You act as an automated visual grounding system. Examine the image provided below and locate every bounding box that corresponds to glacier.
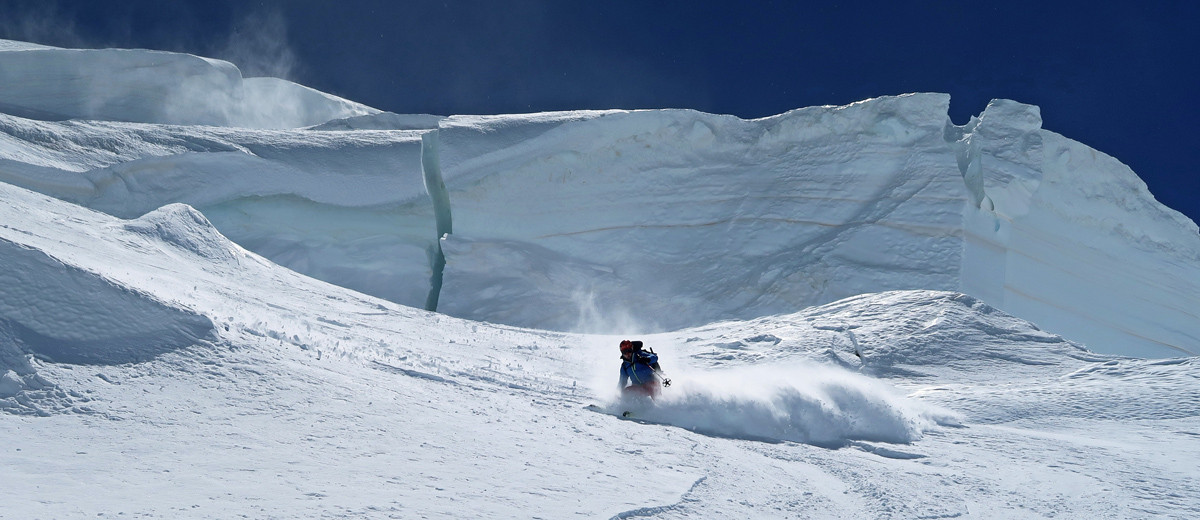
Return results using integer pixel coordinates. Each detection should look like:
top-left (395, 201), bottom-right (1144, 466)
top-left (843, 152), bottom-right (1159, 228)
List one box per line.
top-left (1, 39), bottom-right (1199, 518)
top-left (2, 40), bottom-right (1197, 357)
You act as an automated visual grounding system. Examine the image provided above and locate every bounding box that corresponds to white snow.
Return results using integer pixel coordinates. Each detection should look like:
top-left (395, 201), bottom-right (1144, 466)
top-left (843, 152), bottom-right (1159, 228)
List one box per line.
top-left (1, 38), bottom-right (1198, 518)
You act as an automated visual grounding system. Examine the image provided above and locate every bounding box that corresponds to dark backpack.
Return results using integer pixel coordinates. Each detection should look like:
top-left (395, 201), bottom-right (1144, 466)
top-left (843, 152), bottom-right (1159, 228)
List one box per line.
top-left (630, 341), bottom-right (658, 366)
top-left (628, 341), bottom-right (670, 387)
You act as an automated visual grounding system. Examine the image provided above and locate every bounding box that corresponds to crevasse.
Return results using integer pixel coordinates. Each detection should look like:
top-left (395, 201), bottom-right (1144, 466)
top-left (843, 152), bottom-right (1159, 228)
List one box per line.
top-left (420, 130), bottom-right (453, 311)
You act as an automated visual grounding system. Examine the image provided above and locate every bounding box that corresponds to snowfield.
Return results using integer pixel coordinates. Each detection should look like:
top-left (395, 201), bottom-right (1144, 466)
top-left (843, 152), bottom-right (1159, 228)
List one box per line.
top-left (1, 39), bottom-right (1199, 518)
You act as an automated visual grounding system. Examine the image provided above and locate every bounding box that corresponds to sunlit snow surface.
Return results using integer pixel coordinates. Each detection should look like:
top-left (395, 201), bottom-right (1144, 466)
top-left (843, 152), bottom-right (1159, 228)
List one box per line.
top-left (1, 40), bottom-right (1199, 518)
top-left (0, 182), bottom-right (1196, 517)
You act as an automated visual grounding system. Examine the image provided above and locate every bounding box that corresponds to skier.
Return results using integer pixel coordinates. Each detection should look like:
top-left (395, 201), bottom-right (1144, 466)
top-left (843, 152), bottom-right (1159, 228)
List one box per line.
top-left (618, 339), bottom-right (670, 399)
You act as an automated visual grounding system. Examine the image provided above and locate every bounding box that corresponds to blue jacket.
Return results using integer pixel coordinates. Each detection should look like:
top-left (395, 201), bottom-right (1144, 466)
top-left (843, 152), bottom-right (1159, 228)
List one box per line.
top-left (619, 350), bottom-right (659, 387)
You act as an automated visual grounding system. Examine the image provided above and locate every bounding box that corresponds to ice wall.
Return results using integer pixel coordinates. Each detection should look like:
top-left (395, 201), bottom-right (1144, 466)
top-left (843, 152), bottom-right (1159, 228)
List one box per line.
top-left (432, 96), bottom-right (967, 332)
top-left (0, 114), bottom-right (437, 307)
top-left (955, 101), bottom-right (1200, 357)
top-left (424, 95), bottom-right (1199, 356)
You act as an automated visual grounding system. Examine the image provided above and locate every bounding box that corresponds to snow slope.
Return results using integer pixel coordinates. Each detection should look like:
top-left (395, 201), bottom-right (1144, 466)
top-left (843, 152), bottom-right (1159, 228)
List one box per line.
top-left (1, 40), bottom-right (1195, 358)
top-left (1, 178), bottom-right (1198, 518)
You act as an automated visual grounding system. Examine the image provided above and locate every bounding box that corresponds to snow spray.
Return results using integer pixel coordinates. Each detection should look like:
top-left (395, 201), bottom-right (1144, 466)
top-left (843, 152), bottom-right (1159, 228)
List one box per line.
top-left (619, 363), bottom-right (959, 446)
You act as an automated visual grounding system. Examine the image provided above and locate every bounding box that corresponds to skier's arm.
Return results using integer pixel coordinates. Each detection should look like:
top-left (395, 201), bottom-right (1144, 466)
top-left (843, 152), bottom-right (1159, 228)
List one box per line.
top-left (618, 366), bottom-right (628, 388)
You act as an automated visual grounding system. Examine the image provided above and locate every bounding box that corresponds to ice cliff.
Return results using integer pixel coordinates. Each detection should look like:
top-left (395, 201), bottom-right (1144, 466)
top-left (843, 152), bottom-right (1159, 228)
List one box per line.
top-left (426, 98), bottom-right (1199, 357)
top-left (0, 39), bottom-right (1196, 358)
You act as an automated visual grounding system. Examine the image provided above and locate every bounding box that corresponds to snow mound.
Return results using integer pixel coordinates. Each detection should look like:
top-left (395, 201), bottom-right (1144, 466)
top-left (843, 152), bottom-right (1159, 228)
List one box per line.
top-left (0, 39), bottom-right (377, 128)
top-left (122, 203), bottom-right (242, 261)
top-left (0, 40), bottom-right (54, 51)
top-left (0, 184), bottom-right (219, 411)
top-left (934, 356), bottom-right (1200, 425)
top-left (663, 290), bottom-right (1102, 384)
top-left (0, 237), bottom-right (214, 365)
top-left (239, 77), bottom-right (381, 129)
top-left (805, 291), bottom-right (1096, 372)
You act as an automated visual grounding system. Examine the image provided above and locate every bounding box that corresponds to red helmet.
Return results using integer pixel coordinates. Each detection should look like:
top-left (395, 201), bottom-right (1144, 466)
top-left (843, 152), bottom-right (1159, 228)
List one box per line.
top-left (619, 339), bottom-right (633, 354)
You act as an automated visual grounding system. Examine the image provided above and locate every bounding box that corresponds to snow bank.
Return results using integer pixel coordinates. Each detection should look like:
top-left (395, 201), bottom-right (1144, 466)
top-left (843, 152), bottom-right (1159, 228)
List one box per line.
top-left (0, 185), bottom-right (223, 376)
top-left (665, 290), bottom-right (1102, 383)
top-left (0, 237), bottom-right (214, 365)
top-left (0, 40), bottom-right (377, 128)
top-left (239, 77), bottom-right (381, 129)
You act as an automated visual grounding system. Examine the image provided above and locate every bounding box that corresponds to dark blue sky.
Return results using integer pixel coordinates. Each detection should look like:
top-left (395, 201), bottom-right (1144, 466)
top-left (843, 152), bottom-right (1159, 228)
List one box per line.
top-left (3, 1), bottom-right (1197, 226)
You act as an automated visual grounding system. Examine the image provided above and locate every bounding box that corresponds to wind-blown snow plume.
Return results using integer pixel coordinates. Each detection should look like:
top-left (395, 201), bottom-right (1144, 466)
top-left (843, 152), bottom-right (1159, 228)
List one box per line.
top-left (0, 39), bottom-right (376, 128)
top-left (214, 8), bottom-right (297, 81)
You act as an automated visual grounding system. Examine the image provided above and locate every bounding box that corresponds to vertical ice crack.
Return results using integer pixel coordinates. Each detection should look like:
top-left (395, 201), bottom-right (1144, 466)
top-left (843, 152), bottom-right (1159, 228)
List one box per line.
top-left (946, 119), bottom-right (994, 211)
top-left (421, 130), bottom-right (453, 312)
